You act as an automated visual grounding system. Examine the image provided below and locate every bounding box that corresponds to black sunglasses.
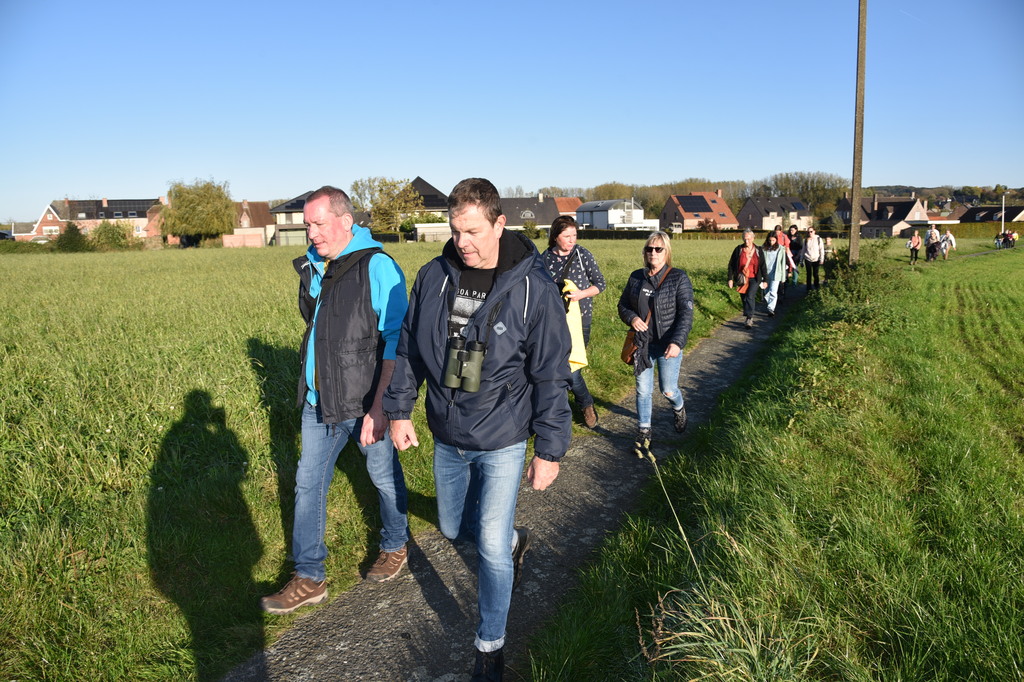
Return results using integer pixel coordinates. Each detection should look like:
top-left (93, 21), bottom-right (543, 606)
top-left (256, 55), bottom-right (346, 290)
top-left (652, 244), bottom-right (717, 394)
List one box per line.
top-left (644, 246), bottom-right (665, 254)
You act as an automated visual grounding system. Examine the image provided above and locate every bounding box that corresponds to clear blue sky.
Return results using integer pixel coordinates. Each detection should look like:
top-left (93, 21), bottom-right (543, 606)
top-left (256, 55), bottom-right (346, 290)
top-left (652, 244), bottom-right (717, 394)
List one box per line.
top-left (1, 0), bottom-right (1021, 221)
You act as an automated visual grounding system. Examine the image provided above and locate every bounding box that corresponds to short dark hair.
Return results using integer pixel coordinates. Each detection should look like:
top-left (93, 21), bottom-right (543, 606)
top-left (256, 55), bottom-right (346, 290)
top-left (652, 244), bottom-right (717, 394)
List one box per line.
top-left (448, 178), bottom-right (503, 224)
top-left (307, 186), bottom-right (354, 218)
top-left (548, 215), bottom-right (578, 249)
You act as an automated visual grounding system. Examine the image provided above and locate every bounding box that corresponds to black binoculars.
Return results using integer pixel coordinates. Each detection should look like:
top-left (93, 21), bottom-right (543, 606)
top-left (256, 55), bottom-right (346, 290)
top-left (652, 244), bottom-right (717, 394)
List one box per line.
top-left (442, 335), bottom-right (486, 392)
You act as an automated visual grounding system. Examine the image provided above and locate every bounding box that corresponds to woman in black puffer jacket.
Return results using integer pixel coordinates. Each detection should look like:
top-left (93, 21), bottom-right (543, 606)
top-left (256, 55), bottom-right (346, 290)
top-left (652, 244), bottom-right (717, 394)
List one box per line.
top-left (618, 231), bottom-right (694, 460)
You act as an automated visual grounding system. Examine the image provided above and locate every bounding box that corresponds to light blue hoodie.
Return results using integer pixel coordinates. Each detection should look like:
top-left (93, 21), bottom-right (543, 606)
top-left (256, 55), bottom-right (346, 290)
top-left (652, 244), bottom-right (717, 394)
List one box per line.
top-left (304, 225), bottom-right (407, 406)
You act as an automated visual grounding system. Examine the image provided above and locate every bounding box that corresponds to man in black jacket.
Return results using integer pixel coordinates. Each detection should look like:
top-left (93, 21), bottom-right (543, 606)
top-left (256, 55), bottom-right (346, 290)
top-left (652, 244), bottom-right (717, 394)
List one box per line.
top-left (385, 178), bottom-right (571, 680)
top-left (261, 186), bottom-right (411, 615)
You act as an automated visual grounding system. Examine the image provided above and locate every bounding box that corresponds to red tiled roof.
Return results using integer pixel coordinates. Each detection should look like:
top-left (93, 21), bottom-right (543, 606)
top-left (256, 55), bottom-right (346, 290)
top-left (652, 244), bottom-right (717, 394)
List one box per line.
top-left (553, 197), bottom-right (582, 213)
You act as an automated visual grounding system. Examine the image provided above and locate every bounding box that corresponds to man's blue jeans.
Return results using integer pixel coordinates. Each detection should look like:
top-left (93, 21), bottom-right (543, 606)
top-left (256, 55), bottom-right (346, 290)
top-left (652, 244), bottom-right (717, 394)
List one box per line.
top-left (635, 345), bottom-right (684, 429)
top-left (292, 402), bottom-right (409, 582)
top-left (433, 439), bottom-right (527, 653)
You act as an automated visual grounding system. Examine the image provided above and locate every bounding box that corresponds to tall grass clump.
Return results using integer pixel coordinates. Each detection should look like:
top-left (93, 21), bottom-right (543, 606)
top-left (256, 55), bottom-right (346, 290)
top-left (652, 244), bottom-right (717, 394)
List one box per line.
top-left (529, 243), bottom-right (1024, 680)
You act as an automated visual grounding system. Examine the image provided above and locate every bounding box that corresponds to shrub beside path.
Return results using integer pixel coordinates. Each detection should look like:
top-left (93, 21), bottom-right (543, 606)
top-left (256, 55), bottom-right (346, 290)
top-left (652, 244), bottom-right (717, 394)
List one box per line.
top-left (223, 286), bottom-right (807, 682)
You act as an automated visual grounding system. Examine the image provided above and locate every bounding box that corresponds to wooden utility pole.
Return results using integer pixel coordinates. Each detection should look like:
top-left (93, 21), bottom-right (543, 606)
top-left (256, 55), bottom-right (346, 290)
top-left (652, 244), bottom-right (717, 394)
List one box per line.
top-left (848, 0), bottom-right (867, 263)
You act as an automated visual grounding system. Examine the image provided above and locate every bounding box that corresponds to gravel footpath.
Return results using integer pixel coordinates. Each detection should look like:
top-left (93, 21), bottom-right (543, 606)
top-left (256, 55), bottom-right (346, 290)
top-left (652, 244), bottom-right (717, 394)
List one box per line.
top-left (223, 285), bottom-right (806, 682)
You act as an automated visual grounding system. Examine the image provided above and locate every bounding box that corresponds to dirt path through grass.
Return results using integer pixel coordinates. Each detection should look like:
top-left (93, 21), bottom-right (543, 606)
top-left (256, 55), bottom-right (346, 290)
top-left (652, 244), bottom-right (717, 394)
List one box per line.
top-left (223, 285), bottom-right (808, 682)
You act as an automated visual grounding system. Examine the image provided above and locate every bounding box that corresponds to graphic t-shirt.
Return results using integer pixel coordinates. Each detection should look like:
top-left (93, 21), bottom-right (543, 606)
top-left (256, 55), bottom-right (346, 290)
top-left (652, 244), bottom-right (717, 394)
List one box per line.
top-left (448, 267), bottom-right (495, 337)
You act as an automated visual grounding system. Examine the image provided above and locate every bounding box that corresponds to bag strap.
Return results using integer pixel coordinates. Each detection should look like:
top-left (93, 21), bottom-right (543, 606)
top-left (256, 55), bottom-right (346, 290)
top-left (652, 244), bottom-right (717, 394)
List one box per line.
top-left (641, 266), bottom-right (671, 324)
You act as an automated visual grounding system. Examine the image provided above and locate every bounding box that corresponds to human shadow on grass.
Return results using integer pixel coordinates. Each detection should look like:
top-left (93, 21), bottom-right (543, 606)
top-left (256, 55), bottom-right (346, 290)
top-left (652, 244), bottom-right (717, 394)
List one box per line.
top-left (147, 390), bottom-right (266, 681)
top-left (246, 339), bottom-right (300, 564)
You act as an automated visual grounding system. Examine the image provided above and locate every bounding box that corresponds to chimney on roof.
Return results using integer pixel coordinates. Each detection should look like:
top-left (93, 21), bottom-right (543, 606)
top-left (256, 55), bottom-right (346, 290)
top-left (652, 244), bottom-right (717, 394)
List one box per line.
top-left (910, 190), bottom-right (915, 199)
top-left (160, 196), bottom-right (168, 205)
top-left (873, 193), bottom-right (878, 212)
top-left (101, 198), bottom-right (108, 208)
top-left (716, 189), bottom-right (722, 198)
top-left (242, 199), bottom-right (249, 209)
top-left (538, 192), bottom-right (544, 202)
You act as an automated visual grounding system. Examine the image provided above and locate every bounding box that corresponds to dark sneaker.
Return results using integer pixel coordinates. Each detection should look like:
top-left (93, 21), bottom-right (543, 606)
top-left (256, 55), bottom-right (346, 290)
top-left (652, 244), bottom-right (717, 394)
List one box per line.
top-left (674, 406), bottom-right (688, 433)
top-left (767, 309), bottom-right (775, 317)
top-left (633, 428), bottom-right (652, 460)
top-left (472, 647), bottom-right (505, 681)
top-left (512, 527), bottom-right (531, 592)
top-left (583, 404), bottom-right (598, 428)
top-left (366, 545), bottom-right (408, 582)
top-left (260, 573), bottom-right (327, 614)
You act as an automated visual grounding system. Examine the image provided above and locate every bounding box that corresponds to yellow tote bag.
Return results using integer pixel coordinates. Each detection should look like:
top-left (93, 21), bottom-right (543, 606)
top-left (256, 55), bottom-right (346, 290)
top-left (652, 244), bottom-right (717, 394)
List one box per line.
top-left (561, 280), bottom-right (588, 372)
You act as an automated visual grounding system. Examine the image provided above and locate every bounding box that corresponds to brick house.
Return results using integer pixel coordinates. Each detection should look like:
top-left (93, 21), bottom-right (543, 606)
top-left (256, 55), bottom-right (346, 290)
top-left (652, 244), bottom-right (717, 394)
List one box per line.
top-left (20, 198), bottom-right (165, 242)
top-left (836, 193), bottom-right (930, 238)
top-left (660, 190), bottom-right (739, 231)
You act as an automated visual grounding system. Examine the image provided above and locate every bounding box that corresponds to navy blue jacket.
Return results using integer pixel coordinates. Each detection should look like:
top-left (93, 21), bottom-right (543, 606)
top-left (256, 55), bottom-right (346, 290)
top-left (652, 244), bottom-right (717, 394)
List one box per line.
top-left (384, 231), bottom-right (572, 461)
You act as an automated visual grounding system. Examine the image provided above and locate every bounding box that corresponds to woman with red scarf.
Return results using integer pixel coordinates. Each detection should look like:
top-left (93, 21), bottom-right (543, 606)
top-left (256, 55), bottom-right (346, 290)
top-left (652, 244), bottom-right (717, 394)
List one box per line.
top-left (727, 229), bottom-right (768, 329)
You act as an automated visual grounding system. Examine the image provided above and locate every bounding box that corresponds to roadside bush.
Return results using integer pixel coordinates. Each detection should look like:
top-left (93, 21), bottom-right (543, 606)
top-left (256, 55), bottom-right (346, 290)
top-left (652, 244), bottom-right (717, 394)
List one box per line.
top-left (0, 240), bottom-right (52, 254)
top-left (90, 220), bottom-right (141, 251)
top-left (522, 220), bottom-right (540, 239)
top-left (399, 212), bottom-right (446, 233)
top-left (816, 237), bottom-right (907, 329)
top-left (55, 222), bottom-right (92, 253)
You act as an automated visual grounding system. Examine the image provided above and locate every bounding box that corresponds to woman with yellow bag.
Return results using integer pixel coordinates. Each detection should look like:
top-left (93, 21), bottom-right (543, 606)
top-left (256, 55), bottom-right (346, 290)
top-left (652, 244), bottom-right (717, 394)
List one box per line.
top-left (542, 216), bottom-right (606, 428)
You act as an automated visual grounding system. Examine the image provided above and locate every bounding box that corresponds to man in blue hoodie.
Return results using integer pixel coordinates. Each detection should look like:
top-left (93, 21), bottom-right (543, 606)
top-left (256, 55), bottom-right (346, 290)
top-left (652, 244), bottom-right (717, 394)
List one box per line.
top-left (385, 178), bottom-right (571, 680)
top-left (261, 186), bottom-right (411, 614)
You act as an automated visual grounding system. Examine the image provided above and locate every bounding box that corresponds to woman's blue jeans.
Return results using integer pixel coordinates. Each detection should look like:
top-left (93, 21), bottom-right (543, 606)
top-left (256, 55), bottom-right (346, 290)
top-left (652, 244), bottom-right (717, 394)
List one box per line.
top-left (292, 403), bottom-right (409, 582)
top-left (635, 345), bottom-right (684, 429)
top-left (433, 439), bottom-right (527, 653)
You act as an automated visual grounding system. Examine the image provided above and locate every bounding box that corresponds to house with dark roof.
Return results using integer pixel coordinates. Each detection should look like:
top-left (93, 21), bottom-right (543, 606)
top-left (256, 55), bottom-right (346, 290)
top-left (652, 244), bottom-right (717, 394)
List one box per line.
top-left (736, 196), bottom-right (813, 231)
top-left (958, 205), bottom-right (1024, 224)
top-left (500, 194), bottom-right (561, 230)
top-left (660, 190), bottom-right (739, 231)
top-left (21, 198), bottom-right (165, 242)
top-left (835, 193), bottom-right (929, 238)
top-left (411, 177), bottom-right (448, 214)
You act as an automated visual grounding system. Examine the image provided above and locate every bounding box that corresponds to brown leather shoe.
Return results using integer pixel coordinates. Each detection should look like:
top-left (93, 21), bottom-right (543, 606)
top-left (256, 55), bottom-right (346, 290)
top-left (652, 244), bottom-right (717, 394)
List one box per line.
top-left (582, 405), bottom-right (598, 428)
top-left (260, 573), bottom-right (327, 614)
top-left (366, 546), bottom-right (408, 582)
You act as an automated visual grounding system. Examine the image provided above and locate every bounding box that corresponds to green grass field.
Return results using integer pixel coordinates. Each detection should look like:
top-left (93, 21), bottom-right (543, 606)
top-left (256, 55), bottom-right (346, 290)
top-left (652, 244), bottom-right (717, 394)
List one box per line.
top-left (0, 236), bottom-right (745, 681)
top-left (528, 240), bottom-right (1024, 680)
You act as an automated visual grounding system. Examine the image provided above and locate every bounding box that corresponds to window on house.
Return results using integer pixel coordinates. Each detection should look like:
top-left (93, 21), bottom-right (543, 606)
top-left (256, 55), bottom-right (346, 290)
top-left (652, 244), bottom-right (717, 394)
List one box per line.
top-left (98, 212), bottom-right (105, 218)
top-left (694, 213), bottom-right (701, 218)
top-left (114, 212), bottom-right (123, 218)
top-left (129, 211), bottom-right (138, 218)
top-left (719, 213), bottom-right (726, 218)
top-left (134, 225), bottom-right (144, 235)
top-left (77, 212), bottom-right (86, 219)
top-left (44, 226), bottom-right (59, 235)
top-left (711, 199), bottom-right (718, 204)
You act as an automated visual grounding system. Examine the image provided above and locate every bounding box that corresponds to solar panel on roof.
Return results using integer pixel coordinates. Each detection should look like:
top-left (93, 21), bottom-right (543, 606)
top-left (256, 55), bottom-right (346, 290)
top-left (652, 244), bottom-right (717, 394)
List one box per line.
top-left (792, 201), bottom-right (806, 210)
top-left (677, 196), bottom-right (711, 213)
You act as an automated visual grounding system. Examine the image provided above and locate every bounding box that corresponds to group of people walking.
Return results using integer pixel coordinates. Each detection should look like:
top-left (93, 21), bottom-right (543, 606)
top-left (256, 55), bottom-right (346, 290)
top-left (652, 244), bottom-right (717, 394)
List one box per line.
top-left (727, 224), bottom-right (834, 328)
top-left (912, 226), bottom-right (957, 264)
top-left (256, 184), bottom-right (831, 680)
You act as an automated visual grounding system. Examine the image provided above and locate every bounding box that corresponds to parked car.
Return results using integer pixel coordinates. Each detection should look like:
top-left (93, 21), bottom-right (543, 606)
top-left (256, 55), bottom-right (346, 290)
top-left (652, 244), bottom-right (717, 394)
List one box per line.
top-left (0, 231), bottom-right (14, 240)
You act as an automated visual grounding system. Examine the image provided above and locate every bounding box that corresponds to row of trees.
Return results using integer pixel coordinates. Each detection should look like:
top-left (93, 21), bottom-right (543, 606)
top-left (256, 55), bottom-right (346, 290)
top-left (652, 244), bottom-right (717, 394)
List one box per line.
top-left (538, 173), bottom-right (849, 222)
top-left (154, 175), bottom-right (1024, 242)
top-left (159, 177), bottom-right (431, 240)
